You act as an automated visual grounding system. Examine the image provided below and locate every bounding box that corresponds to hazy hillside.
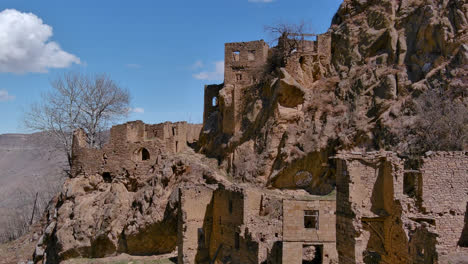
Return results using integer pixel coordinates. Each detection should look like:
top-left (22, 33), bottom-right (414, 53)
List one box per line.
top-left (0, 133), bottom-right (67, 242)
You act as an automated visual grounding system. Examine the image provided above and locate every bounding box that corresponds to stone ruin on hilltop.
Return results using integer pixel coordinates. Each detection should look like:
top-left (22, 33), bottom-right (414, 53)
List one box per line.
top-left (34, 0), bottom-right (468, 263)
top-left (34, 37), bottom-right (468, 264)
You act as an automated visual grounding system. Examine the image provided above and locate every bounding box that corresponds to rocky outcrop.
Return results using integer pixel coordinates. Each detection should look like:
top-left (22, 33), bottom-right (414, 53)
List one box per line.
top-left (198, 0), bottom-right (467, 194)
top-left (33, 122), bottom-right (227, 263)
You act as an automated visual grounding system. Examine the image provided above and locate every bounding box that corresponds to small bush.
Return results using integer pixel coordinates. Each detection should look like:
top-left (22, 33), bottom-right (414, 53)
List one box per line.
top-left (407, 87), bottom-right (468, 153)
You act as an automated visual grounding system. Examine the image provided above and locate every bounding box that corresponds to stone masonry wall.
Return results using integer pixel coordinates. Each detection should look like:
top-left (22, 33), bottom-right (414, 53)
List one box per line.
top-left (178, 186), bottom-right (214, 264)
top-left (336, 151), bottom-right (468, 264)
top-left (419, 152), bottom-right (468, 256)
top-left (71, 121), bottom-right (201, 183)
top-left (283, 199), bottom-right (337, 264)
top-left (224, 40), bottom-right (269, 86)
top-left (209, 186), bottom-right (260, 264)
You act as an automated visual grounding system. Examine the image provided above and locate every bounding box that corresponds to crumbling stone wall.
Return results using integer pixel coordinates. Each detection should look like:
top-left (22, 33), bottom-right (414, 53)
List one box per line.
top-left (218, 40), bottom-right (270, 135)
top-left (283, 199), bottom-right (337, 264)
top-left (203, 84), bottom-right (223, 130)
top-left (282, 32), bottom-right (333, 85)
top-left (71, 121), bottom-right (203, 193)
top-left (201, 32), bottom-right (333, 147)
top-left (335, 151), bottom-right (468, 264)
top-left (73, 121), bottom-right (201, 175)
top-left (178, 186), bottom-right (214, 264)
top-left (208, 186), bottom-right (264, 264)
top-left (419, 152), bottom-right (468, 257)
top-left (145, 121), bottom-right (201, 153)
top-left (178, 185), bottom-right (337, 264)
top-left (34, 120), bottom-right (206, 262)
top-left (224, 40), bottom-right (269, 86)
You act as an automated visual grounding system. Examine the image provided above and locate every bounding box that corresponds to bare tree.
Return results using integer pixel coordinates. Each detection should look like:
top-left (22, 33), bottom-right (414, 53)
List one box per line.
top-left (24, 72), bottom-right (130, 168)
top-left (262, 22), bottom-right (314, 78)
top-left (265, 22), bottom-right (313, 56)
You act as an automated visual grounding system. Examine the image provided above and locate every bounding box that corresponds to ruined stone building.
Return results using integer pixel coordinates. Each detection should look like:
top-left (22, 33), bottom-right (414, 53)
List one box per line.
top-left (72, 120), bottom-right (201, 177)
top-left (178, 185), bottom-right (337, 264)
top-left (72, 120), bottom-right (201, 179)
top-left (204, 40), bottom-right (269, 135)
top-left (69, 120), bottom-right (203, 191)
top-left (203, 33), bottom-right (332, 137)
top-left (335, 151), bottom-right (468, 264)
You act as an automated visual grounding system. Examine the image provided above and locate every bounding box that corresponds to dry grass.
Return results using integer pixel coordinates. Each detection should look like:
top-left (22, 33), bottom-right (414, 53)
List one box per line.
top-left (62, 253), bottom-right (177, 264)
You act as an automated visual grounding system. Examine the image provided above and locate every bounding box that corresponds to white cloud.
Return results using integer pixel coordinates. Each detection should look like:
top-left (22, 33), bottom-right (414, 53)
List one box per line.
top-left (248, 0), bottom-right (274, 2)
top-left (0, 9), bottom-right (80, 73)
top-left (132, 107), bottom-right (145, 114)
top-left (191, 60), bottom-right (204, 69)
top-left (126, 63), bottom-right (142, 69)
top-left (0, 90), bottom-right (15, 102)
top-left (193, 61), bottom-right (224, 81)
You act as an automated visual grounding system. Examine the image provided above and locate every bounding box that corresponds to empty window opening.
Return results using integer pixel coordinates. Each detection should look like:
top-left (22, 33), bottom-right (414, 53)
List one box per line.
top-left (175, 141), bottom-right (179, 153)
top-left (212, 96), bottom-right (218, 107)
top-left (236, 74), bottom-right (242, 81)
top-left (172, 127), bottom-right (176, 136)
top-left (248, 50), bottom-right (256, 61)
top-left (141, 148), bottom-right (150, 160)
top-left (233, 51), bottom-right (240, 61)
top-left (304, 210), bottom-right (319, 229)
top-left (403, 172), bottom-right (421, 198)
top-left (235, 232), bottom-right (240, 250)
top-left (302, 244), bottom-right (323, 264)
top-left (229, 199), bottom-right (233, 214)
top-left (198, 228), bottom-right (205, 248)
top-left (102, 172), bottom-right (112, 183)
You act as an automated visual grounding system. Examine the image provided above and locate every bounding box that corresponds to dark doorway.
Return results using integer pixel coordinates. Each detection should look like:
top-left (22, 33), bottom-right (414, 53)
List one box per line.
top-left (141, 148), bottom-right (150, 160)
top-left (102, 172), bottom-right (112, 183)
top-left (302, 244), bottom-right (323, 264)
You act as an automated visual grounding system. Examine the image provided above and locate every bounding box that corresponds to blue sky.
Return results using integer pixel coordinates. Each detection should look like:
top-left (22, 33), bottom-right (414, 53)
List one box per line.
top-left (0, 0), bottom-right (343, 134)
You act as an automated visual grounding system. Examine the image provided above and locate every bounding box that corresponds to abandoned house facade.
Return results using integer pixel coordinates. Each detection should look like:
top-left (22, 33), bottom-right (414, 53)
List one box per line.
top-left (177, 185), bottom-right (338, 264)
top-left (335, 151), bottom-right (468, 264)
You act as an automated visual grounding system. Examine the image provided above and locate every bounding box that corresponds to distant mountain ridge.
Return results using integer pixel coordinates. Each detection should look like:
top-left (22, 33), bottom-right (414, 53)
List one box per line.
top-left (0, 132), bottom-right (66, 242)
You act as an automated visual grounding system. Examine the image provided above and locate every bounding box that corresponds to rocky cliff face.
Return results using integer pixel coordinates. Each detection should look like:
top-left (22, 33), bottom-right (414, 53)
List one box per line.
top-left (199, 0), bottom-right (467, 194)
